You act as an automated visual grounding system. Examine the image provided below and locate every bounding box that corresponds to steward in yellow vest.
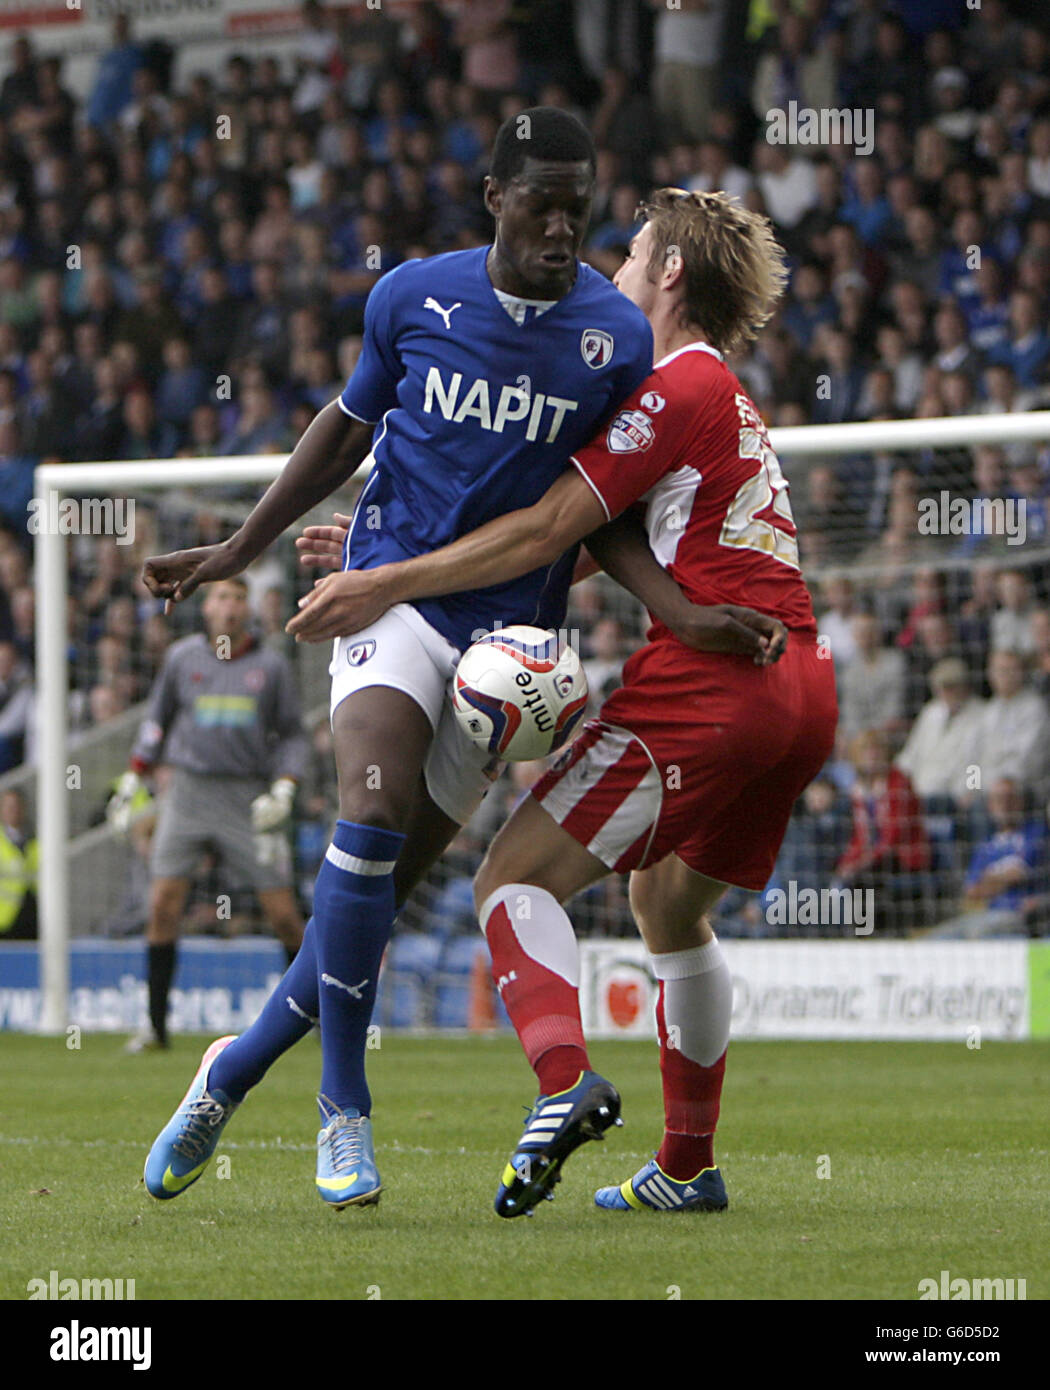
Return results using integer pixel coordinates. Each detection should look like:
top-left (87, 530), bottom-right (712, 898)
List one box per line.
top-left (0, 788), bottom-right (37, 939)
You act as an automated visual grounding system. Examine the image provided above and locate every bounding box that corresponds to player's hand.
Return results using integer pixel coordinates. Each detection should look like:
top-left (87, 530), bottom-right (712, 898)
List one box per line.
top-left (673, 604), bottom-right (789, 665)
top-left (106, 770), bottom-right (142, 834)
top-left (142, 540), bottom-right (246, 612)
top-left (286, 568), bottom-right (393, 642)
top-left (251, 777), bottom-right (296, 832)
top-left (296, 512), bottom-right (353, 571)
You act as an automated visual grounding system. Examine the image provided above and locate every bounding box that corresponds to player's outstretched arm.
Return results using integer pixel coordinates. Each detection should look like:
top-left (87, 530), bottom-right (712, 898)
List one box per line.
top-left (287, 468), bottom-right (600, 640)
top-left (286, 473), bottom-right (786, 665)
top-left (584, 509), bottom-right (788, 666)
top-left (143, 404), bottom-right (375, 605)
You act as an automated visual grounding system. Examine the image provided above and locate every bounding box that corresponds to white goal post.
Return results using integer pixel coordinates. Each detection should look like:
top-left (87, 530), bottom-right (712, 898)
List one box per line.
top-left (32, 411), bottom-right (1050, 1031)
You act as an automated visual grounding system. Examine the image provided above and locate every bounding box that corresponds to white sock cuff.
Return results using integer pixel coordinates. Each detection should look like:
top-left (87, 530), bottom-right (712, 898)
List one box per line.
top-left (477, 882), bottom-right (560, 933)
top-left (649, 936), bottom-right (725, 981)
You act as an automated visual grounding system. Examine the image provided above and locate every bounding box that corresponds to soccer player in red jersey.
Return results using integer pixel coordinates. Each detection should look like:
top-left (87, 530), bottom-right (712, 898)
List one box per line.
top-left (290, 190), bottom-right (839, 1216)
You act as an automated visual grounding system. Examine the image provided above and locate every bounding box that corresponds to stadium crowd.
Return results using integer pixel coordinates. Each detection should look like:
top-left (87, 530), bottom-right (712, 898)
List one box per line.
top-left (1, 0), bottom-right (1049, 940)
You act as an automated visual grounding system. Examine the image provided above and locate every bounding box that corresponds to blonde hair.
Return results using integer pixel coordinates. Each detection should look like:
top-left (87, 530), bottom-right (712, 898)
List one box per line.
top-left (639, 188), bottom-right (788, 356)
top-left (849, 728), bottom-right (890, 765)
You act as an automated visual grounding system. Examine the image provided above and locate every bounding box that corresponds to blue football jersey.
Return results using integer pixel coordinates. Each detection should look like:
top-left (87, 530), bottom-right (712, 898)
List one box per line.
top-left (339, 247), bottom-right (653, 651)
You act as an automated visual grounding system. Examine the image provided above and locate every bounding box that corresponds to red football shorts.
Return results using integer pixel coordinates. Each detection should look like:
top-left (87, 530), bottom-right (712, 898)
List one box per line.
top-left (530, 631), bottom-right (838, 890)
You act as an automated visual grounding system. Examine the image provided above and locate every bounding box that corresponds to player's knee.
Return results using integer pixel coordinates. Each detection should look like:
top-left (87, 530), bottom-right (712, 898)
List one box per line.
top-left (146, 914), bottom-right (178, 944)
top-left (628, 873), bottom-right (659, 936)
top-left (335, 799), bottom-right (406, 836)
top-left (148, 884), bottom-right (183, 937)
top-left (659, 914), bottom-right (711, 952)
top-left (630, 871), bottom-right (712, 951)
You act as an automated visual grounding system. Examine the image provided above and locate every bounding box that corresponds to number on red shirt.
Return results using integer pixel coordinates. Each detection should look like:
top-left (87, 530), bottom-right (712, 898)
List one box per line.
top-left (718, 394), bottom-right (800, 571)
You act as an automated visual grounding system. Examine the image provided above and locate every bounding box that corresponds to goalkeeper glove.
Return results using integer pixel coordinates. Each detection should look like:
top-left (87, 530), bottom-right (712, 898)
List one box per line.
top-left (251, 777), bottom-right (296, 832)
top-left (106, 770), bottom-right (143, 834)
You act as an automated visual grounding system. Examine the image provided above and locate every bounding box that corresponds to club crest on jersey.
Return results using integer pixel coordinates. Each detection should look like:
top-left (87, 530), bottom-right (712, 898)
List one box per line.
top-left (581, 329), bottom-right (613, 368)
top-left (244, 668), bottom-right (265, 691)
top-left (346, 640), bottom-right (376, 667)
top-left (607, 408), bottom-right (655, 453)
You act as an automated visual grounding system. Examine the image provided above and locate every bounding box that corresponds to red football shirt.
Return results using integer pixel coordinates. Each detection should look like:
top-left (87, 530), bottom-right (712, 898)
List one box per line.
top-left (571, 341), bottom-right (817, 634)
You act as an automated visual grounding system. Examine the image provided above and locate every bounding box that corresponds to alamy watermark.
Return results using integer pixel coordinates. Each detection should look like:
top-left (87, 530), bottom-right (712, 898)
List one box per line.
top-left (49, 1321), bottom-right (151, 1371)
top-left (765, 882), bottom-right (874, 935)
top-left (765, 102), bottom-right (874, 157)
top-left (28, 1271), bottom-right (135, 1299)
top-left (918, 1270), bottom-right (1026, 1300)
top-left (467, 621), bottom-right (582, 660)
top-left (767, 884), bottom-right (873, 939)
top-left (917, 492), bottom-right (1026, 546)
top-left (27, 495), bottom-right (135, 545)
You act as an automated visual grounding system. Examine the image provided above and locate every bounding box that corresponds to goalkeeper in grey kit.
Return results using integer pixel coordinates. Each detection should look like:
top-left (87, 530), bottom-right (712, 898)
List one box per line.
top-left (109, 577), bottom-right (308, 1051)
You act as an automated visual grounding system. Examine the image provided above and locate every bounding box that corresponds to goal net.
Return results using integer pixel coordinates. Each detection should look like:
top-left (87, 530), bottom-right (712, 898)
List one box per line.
top-left (21, 409), bottom-right (1050, 1033)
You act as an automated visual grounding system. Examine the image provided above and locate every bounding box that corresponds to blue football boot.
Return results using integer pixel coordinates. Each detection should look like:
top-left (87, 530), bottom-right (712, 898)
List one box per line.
top-left (595, 1156), bottom-right (728, 1212)
top-left (495, 1070), bottom-right (622, 1218)
top-left (315, 1095), bottom-right (381, 1209)
top-left (144, 1036), bottom-right (239, 1200)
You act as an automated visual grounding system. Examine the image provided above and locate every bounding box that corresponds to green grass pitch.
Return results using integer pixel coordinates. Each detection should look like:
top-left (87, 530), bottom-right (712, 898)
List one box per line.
top-left (1, 1034), bottom-right (1046, 1301)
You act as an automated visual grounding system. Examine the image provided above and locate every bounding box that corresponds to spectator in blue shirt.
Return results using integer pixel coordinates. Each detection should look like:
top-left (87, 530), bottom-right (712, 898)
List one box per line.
top-left (588, 183), bottom-right (642, 250)
top-left (0, 420), bottom-right (35, 531)
top-left (365, 79), bottom-right (421, 163)
top-left (220, 379), bottom-right (287, 456)
top-left (781, 261), bottom-right (838, 352)
top-left (811, 325), bottom-right (866, 424)
top-left (586, 183), bottom-right (642, 276)
top-left (86, 15), bottom-right (143, 129)
top-left (965, 259), bottom-right (1010, 356)
top-left (938, 209), bottom-right (988, 308)
top-left (1007, 455), bottom-right (1049, 547)
top-left (840, 160), bottom-right (892, 247)
top-left (988, 290), bottom-right (1050, 388)
top-left (774, 775), bottom-right (855, 898)
top-left (217, 220), bottom-right (254, 302)
top-left (965, 777), bottom-right (1046, 913)
top-left (155, 336), bottom-right (207, 439)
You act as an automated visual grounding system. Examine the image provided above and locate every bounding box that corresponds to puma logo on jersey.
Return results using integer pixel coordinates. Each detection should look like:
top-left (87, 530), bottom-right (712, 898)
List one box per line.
top-left (496, 970), bottom-right (517, 994)
top-left (423, 366), bottom-right (578, 442)
top-left (423, 297), bottom-right (462, 329)
top-left (321, 973), bottom-right (369, 1000)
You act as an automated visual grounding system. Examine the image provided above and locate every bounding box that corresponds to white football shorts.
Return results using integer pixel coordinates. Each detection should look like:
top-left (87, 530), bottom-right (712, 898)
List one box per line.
top-left (329, 602), bottom-right (501, 825)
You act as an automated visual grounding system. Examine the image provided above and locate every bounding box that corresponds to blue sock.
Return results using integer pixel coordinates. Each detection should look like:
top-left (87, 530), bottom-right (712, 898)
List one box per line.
top-left (316, 820), bottom-right (405, 1117)
top-left (208, 918), bottom-right (319, 1103)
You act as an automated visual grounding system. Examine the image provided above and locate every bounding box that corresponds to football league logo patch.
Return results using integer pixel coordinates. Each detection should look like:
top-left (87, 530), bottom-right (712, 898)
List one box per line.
top-left (346, 640), bottom-right (377, 667)
top-left (607, 409), bottom-right (655, 453)
top-left (581, 329), bottom-right (614, 368)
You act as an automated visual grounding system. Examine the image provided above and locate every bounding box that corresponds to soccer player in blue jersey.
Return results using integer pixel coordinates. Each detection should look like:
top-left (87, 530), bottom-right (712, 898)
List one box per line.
top-left (141, 111), bottom-right (780, 1210)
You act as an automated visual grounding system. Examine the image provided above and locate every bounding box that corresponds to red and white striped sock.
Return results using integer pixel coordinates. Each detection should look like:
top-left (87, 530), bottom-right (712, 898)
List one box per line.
top-left (479, 883), bottom-right (590, 1096)
top-left (650, 937), bottom-right (732, 1181)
